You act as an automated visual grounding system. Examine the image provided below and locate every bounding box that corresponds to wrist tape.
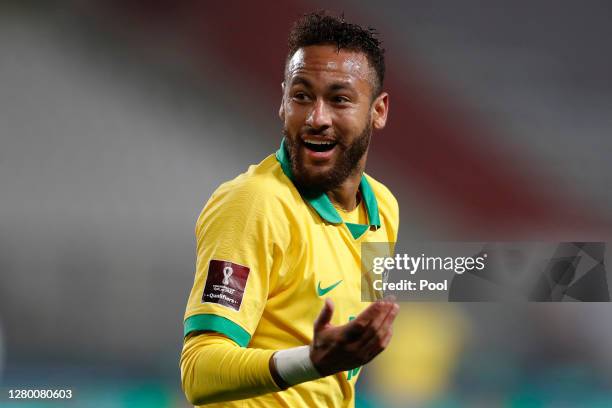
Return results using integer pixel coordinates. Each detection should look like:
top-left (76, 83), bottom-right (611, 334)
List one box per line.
top-left (273, 346), bottom-right (322, 386)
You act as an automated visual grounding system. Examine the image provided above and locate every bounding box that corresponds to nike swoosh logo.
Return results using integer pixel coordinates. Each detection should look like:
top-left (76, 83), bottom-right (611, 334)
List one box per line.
top-left (317, 280), bottom-right (343, 296)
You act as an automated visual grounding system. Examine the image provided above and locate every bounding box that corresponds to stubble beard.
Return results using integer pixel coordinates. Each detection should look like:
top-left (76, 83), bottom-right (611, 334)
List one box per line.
top-left (283, 121), bottom-right (372, 192)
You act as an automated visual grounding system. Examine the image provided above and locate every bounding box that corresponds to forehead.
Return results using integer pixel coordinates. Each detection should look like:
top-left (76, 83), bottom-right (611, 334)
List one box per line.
top-left (286, 45), bottom-right (374, 90)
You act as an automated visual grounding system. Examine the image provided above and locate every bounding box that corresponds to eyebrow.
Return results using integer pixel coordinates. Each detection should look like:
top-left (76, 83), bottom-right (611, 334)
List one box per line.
top-left (289, 77), bottom-right (356, 93)
top-left (289, 76), bottom-right (312, 88)
top-left (329, 82), bottom-right (355, 92)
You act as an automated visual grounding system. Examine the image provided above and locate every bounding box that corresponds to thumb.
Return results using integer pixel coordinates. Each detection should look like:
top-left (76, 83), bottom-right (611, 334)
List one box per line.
top-left (313, 298), bottom-right (334, 332)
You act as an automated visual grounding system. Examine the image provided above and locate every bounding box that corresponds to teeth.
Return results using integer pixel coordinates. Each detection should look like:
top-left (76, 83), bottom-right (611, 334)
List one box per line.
top-left (304, 139), bottom-right (334, 145)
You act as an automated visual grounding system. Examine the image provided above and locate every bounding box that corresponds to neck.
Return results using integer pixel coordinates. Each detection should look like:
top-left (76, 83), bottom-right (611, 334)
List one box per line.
top-left (327, 158), bottom-right (367, 211)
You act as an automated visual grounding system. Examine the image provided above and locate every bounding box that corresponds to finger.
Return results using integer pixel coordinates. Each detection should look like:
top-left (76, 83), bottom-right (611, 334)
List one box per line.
top-left (353, 300), bottom-right (395, 333)
top-left (313, 298), bottom-right (335, 332)
top-left (377, 303), bottom-right (399, 335)
top-left (359, 303), bottom-right (399, 349)
top-left (380, 325), bottom-right (394, 349)
top-left (362, 325), bottom-right (394, 363)
top-left (370, 301), bottom-right (398, 332)
top-left (357, 302), bottom-right (395, 342)
top-left (344, 301), bottom-right (393, 343)
top-left (355, 299), bottom-right (393, 324)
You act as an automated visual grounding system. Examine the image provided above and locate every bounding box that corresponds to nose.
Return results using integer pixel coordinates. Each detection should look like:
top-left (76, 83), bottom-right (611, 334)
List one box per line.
top-left (305, 99), bottom-right (332, 131)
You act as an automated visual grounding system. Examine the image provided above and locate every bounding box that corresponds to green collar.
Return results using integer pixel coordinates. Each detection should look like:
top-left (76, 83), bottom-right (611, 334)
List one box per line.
top-left (275, 138), bottom-right (380, 229)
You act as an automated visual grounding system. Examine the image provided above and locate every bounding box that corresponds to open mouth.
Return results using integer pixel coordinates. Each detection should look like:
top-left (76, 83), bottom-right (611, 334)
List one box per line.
top-left (302, 139), bottom-right (337, 153)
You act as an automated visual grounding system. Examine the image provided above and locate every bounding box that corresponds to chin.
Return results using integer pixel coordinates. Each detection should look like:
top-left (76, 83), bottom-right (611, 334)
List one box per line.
top-left (294, 170), bottom-right (340, 192)
top-left (303, 162), bottom-right (334, 177)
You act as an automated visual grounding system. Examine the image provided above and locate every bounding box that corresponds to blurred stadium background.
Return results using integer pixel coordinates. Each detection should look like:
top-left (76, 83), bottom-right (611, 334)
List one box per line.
top-left (1, 1), bottom-right (611, 406)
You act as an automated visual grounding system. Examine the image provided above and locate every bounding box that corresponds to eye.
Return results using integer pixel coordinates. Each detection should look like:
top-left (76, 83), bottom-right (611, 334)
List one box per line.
top-left (332, 95), bottom-right (350, 104)
top-left (292, 92), bottom-right (311, 102)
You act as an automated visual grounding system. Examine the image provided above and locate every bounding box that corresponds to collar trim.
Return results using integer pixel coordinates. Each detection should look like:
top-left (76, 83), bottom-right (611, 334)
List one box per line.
top-left (276, 138), bottom-right (380, 229)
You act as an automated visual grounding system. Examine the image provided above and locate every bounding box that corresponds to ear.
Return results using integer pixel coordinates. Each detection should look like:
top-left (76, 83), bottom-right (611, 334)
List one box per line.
top-left (371, 92), bottom-right (389, 130)
top-left (278, 82), bottom-right (286, 121)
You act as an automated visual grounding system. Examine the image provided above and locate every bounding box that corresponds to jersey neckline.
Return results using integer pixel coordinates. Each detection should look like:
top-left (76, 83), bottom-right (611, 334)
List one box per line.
top-left (275, 138), bottom-right (381, 231)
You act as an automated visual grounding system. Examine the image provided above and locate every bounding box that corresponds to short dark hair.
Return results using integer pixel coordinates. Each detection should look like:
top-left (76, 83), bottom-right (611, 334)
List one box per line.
top-left (286, 11), bottom-right (385, 97)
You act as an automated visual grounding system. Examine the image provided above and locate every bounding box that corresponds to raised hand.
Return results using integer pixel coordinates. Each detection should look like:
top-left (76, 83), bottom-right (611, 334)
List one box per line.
top-left (310, 297), bottom-right (399, 376)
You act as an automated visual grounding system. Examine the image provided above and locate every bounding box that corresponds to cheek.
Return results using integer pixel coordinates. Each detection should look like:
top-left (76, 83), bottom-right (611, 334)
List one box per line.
top-left (335, 109), bottom-right (368, 136)
top-left (283, 101), bottom-right (293, 118)
top-left (284, 103), bottom-right (306, 127)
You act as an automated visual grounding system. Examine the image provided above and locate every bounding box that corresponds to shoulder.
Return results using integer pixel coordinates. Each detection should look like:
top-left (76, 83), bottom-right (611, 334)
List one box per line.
top-left (197, 154), bottom-right (294, 232)
top-left (212, 154), bottom-right (293, 209)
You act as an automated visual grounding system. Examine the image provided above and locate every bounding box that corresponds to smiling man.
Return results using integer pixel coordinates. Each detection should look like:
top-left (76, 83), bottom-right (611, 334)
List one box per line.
top-left (181, 12), bottom-right (400, 407)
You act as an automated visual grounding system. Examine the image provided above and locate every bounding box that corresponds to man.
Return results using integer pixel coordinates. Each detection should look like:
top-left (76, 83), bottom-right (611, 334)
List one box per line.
top-left (181, 12), bottom-right (399, 407)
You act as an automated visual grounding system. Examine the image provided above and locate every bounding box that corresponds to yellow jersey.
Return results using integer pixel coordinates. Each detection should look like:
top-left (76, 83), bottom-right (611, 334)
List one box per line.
top-left (183, 139), bottom-right (399, 407)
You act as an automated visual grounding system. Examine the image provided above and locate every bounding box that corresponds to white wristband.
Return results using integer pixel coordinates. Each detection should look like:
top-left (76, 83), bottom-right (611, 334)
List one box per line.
top-left (273, 346), bottom-right (322, 386)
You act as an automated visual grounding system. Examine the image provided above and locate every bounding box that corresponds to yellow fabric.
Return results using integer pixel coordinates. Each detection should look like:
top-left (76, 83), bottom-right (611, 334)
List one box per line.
top-left (182, 153), bottom-right (399, 407)
top-left (180, 333), bottom-right (279, 405)
top-left (335, 198), bottom-right (368, 225)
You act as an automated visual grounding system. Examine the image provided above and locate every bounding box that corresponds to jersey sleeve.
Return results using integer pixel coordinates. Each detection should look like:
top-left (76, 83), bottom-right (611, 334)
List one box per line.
top-left (180, 332), bottom-right (279, 404)
top-left (183, 179), bottom-right (288, 347)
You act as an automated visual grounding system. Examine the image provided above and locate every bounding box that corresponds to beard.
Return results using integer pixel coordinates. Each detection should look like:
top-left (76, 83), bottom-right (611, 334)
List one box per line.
top-left (283, 121), bottom-right (372, 192)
